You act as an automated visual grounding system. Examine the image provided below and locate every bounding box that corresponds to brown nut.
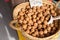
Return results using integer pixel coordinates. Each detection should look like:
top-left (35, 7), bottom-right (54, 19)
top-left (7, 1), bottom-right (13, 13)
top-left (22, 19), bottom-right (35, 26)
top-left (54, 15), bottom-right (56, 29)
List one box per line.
top-left (32, 33), bottom-right (36, 37)
top-left (23, 24), bottom-right (27, 30)
top-left (35, 12), bottom-right (38, 15)
top-left (26, 17), bottom-right (29, 21)
top-left (32, 9), bottom-right (36, 12)
top-left (27, 13), bottom-right (31, 17)
top-left (36, 17), bottom-right (39, 20)
top-left (35, 29), bottom-right (39, 35)
top-left (26, 29), bottom-right (30, 34)
top-left (37, 20), bottom-right (42, 24)
top-left (45, 15), bottom-right (50, 21)
top-left (37, 9), bottom-right (41, 12)
top-left (43, 12), bottom-right (48, 16)
top-left (40, 16), bottom-right (44, 22)
top-left (33, 18), bottom-right (36, 22)
top-left (17, 15), bottom-right (20, 18)
top-left (44, 20), bottom-right (48, 25)
top-left (38, 24), bottom-right (42, 29)
top-left (29, 20), bottom-right (33, 24)
top-left (19, 20), bottom-right (23, 24)
top-left (26, 5), bottom-right (30, 9)
top-left (51, 10), bottom-right (55, 14)
top-left (50, 5), bottom-right (54, 9)
top-left (46, 10), bottom-right (50, 14)
top-left (39, 30), bottom-right (44, 35)
top-left (32, 26), bottom-right (37, 29)
top-left (47, 8), bottom-right (50, 11)
top-left (23, 20), bottom-right (27, 24)
top-left (52, 13), bottom-right (57, 16)
top-left (19, 12), bottom-right (24, 16)
top-left (20, 16), bottom-right (24, 20)
top-left (50, 24), bottom-right (54, 27)
top-left (52, 27), bottom-right (56, 31)
top-left (36, 6), bottom-right (40, 9)
top-left (38, 12), bottom-right (43, 17)
top-left (32, 14), bottom-right (36, 19)
top-left (44, 29), bottom-right (48, 34)
top-left (32, 6), bottom-right (36, 10)
top-left (29, 9), bottom-right (32, 12)
top-left (26, 11), bottom-right (28, 13)
top-left (31, 12), bottom-right (34, 15)
top-left (43, 25), bottom-right (46, 28)
top-left (28, 26), bottom-right (32, 29)
top-left (47, 26), bottom-right (51, 32)
top-left (34, 22), bottom-right (38, 27)
top-left (31, 28), bottom-right (35, 33)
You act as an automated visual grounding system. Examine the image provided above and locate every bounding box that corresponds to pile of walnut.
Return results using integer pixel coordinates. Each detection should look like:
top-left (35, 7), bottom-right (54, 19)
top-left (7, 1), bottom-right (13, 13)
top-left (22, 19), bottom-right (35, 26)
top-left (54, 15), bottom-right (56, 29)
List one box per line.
top-left (17, 3), bottom-right (59, 38)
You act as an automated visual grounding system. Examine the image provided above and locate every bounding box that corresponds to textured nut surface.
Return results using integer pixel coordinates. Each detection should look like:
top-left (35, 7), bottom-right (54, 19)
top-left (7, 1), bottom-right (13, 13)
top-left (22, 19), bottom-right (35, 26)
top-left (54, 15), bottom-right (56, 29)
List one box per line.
top-left (17, 3), bottom-right (58, 38)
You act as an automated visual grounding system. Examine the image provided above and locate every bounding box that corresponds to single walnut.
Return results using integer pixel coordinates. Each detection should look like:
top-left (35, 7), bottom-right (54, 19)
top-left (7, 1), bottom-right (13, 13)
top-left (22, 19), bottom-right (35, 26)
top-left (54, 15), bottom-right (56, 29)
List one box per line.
top-left (29, 9), bottom-right (32, 12)
top-left (37, 20), bottom-right (42, 24)
top-left (47, 26), bottom-right (51, 32)
top-left (43, 12), bottom-right (48, 16)
top-left (32, 26), bottom-right (37, 29)
top-left (52, 27), bottom-right (56, 31)
top-left (28, 20), bottom-right (33, 25)
top-left (23, 24), bottom-right (27, 30)
top-left (52, 13), bottom-right (57, 16)
top-left (40, 16), bottom-right (44, 22)
top-left (20, 16), bottom-right (24, 20)
top-left (32, 33), bottom-right (36, 37)
top-left (39, 30), bottom-right (44, 35)
top-left (44, 20), bottom-right (48, 25)
top-left (19, 12), bottom-right (24, 16)
top-left (26, 29), bottom-right (30, 34)
top-left (26, 5), bottom-right (30, 9)
top-left (43, 25), bottom-right (47, 29)
top-left (31, 28), bottom-right (35, 33)
top-left (23, 20), bottom-right (27, 24)
top-left (50, 5), bottom-right (54, 9)
top-left (32, 14), bottom-right (36, 19)
top-left (27, 13), bottom-right (31, 17)
top-left (38, 12), bottom-right (43, 17)
top-left (26, 17), bottom-right (29, 21)
top-left (45, 15), bottom-right (50, 21)
top-left (44, 29), bottom-right (48, 34)
top-left (50, 24), bottom-right (54, 27)
top-left (33, 18), bottom-right (36, 22)
top-left (35, 12), bottom-right (38, 15)
top-left (34, 22), bottom-right (38, 27)
top-left (19, 20), bottom-right (23, 24)
top-left (28, 26), bottom-right (32, 29)
top-left (36, 17), bottom-right (39, 20)
top-left (38, 24), bottom-right (42, 29)
top-left (51, 10), bottom-right (55, 14)
top-left (32, 6), bottom-right (36, 10)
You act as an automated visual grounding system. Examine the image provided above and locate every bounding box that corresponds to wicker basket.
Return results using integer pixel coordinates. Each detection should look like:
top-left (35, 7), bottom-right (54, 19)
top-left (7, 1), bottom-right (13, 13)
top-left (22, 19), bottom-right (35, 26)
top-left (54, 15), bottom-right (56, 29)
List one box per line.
top-left (9, 1), bottom-right (60, 40)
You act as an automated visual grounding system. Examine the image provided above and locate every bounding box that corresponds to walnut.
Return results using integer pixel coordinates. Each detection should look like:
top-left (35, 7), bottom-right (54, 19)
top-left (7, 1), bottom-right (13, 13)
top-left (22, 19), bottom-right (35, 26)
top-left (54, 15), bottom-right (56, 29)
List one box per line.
top-left (38, 24), bottom-right (42, 29)
top-left (39, 30), bottom-right (44, 35)
top-left (44, 29), bottom-right (48, 34)
top-left (23, 24), bottom-right (27, 30)
top-left (47, 26), bottom-right (51, 32)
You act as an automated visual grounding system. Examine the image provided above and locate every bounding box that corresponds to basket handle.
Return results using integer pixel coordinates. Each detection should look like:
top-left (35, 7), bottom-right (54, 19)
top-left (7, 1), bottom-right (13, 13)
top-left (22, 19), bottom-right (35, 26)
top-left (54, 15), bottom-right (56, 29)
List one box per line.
top-left (9, 20), bottom-right (20, 30)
